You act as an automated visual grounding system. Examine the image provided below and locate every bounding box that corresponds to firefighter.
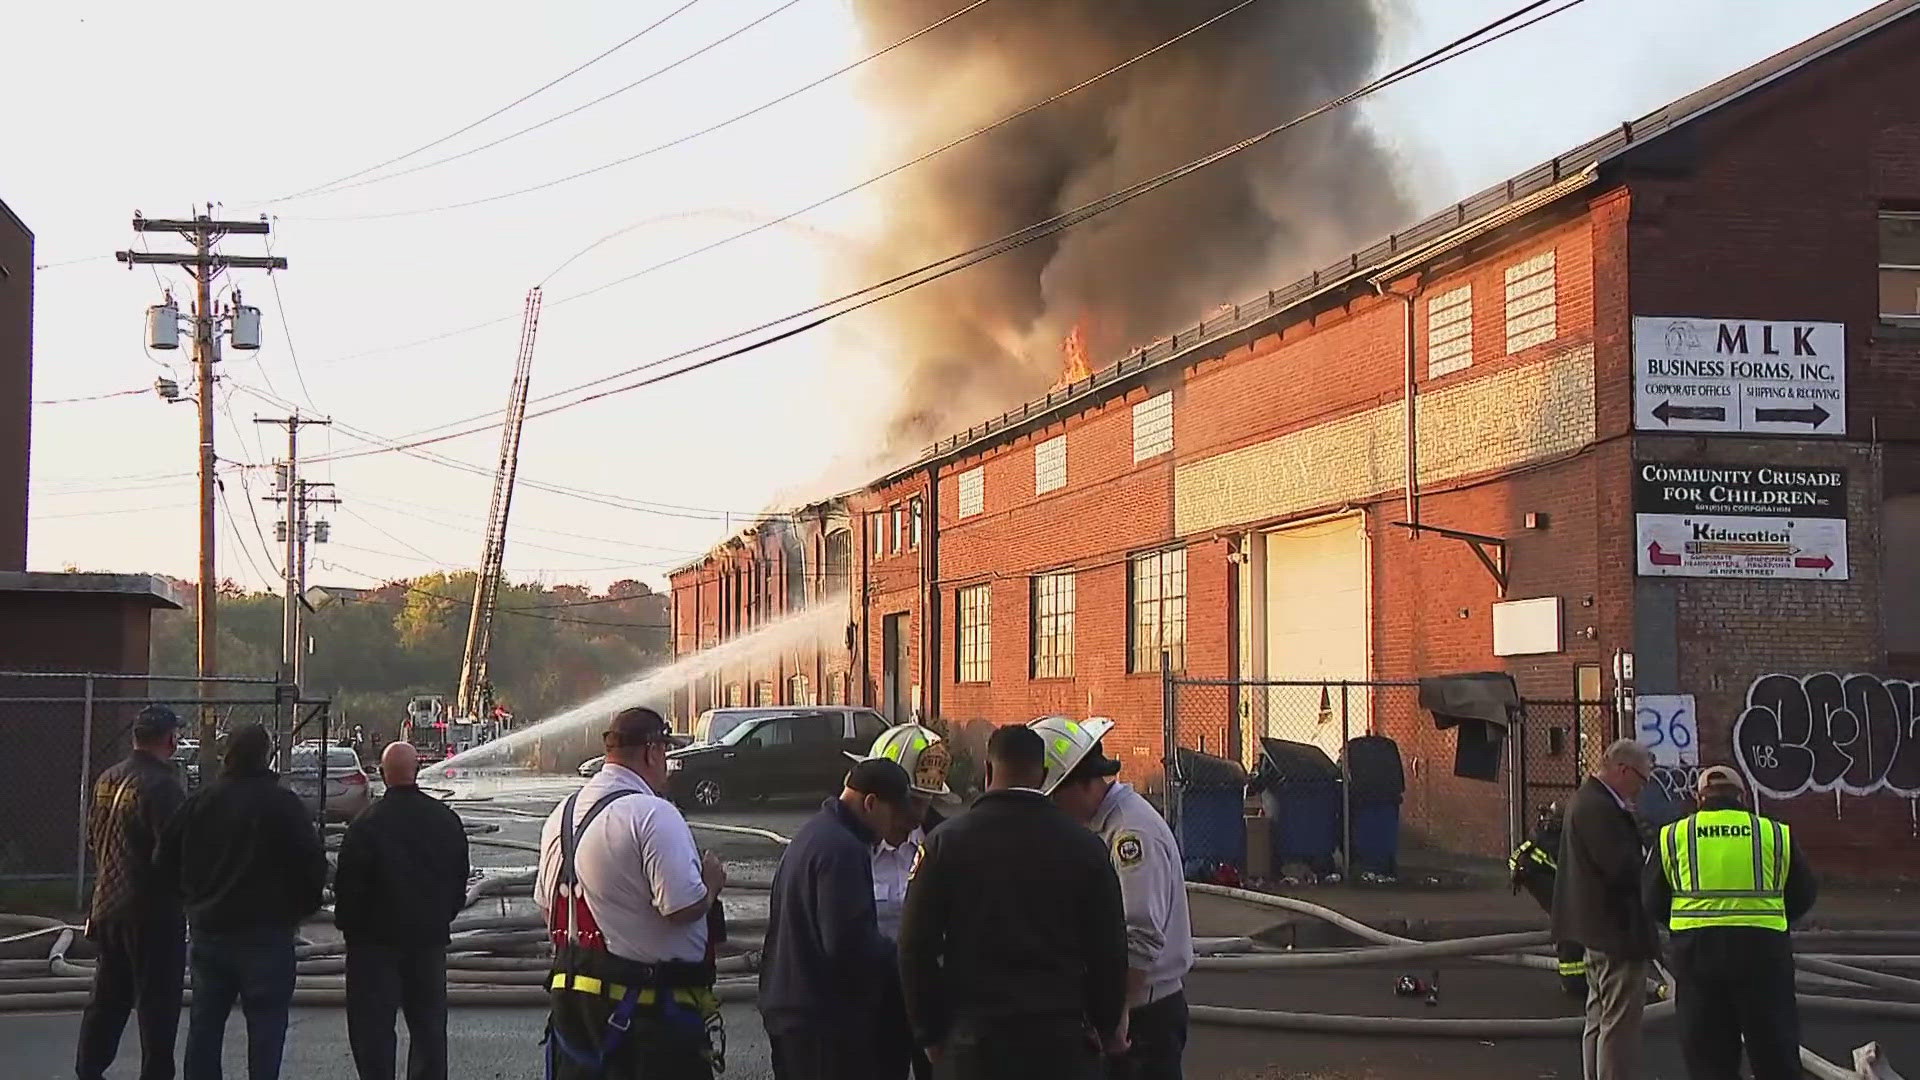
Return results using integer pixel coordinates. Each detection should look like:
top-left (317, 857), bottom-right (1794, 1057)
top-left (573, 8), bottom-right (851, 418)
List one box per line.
top-left (535, 707), bottom-right (728, 1079)
top-left (1644, 765), bottom-right (1817, 1080)
top-left (1508, 801), bottom-right (1588, 996)
top-left (1030, 715), bottom-right (1194, 1080)
top-left (898, 724), bottom-right (1129, 1080)
top-left (847, 723), bottom-right (956, 1080)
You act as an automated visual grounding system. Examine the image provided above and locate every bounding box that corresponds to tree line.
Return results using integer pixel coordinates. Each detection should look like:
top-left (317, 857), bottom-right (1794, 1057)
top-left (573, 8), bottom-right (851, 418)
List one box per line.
top-left (149, 573), bottom-right (672, 748)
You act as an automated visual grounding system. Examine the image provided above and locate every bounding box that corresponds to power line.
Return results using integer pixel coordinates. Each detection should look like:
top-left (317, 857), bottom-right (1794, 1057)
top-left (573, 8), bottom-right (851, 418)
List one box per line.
top-left (353, 492), bottom-right (702, 556)
top-left (301, 0), bottom-right (805, 200)
top-left (32, 386), bottom-right (149, 405)
top-left (215, 476), bottom-right (279, 588)
top-left (337, 506), bottom-right (452, 568)
top-left (350, 497), bottom-right (694, 567)
top-left (261, 0), bottom-right (711, 202)
top-left (262, 235), bottom-right (318, 410)
top-left (288, 0), bottom-right (1274, 436)
top-left (300, 0), bottom-right (1586, 462)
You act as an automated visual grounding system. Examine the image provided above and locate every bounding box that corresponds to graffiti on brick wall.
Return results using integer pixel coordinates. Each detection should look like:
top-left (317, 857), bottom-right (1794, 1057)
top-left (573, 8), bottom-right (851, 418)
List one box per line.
top-left (1649, 764), bottom-right (1704, 804)
top-left (1732, 673), bottom-right (1920, 799)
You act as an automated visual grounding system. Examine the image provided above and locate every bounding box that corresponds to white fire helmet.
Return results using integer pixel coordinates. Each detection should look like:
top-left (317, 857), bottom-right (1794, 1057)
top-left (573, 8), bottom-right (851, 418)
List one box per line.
top-left (844, 723), bottom-right (953, 800)
top-left (1027, 715), bottom-right (1119, 795)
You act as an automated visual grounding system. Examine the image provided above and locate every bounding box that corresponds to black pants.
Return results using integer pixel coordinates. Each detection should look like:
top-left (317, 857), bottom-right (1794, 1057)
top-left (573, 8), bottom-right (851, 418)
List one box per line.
top-left (769, 1026), bottom-right (879, 1080)
top-left (346, 942), bottom-right (449, 1080)
top-left (1670, 930), bottom-right (1800, 1080)
top-left (76, 914), bottom-right (186, 1080)
top-left (546, 989), bottom-right (712, 1080)
top-left (937, 1017), bottom-right (1102, 1080)
top-left (1110, 992), bottom-right (1188, 1080)
top-left (875, 975), bottom-right (931, 1080)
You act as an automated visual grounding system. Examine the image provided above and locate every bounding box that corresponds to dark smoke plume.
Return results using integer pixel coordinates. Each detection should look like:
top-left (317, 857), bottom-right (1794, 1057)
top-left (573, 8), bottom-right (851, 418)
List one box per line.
top-left (850, 0), bottom-right (1411, 453)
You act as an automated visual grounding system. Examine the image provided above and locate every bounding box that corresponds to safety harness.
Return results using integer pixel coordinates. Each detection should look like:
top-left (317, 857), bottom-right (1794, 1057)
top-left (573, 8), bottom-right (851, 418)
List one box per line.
top-left (543, 787), bottom-right (722, 1077)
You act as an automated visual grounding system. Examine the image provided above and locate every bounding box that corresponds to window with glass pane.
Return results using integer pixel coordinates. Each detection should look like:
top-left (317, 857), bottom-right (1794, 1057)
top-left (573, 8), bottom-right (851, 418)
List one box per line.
top-left (957, 584), bottom-right (992, 683)
top-left (1031, 572), bottom-right (1076, 679)
top-left (1881, 212), bottom-right (1920, 319)
top-left (872, 512), bottom-right (885, 557)
top-left (754, 681), bottom-right (774, 706)
top-left (726, 684), bottom-right (743, 707)
top-left (891, 505), bottom-right (904, 553)
top-left (1035, 435), bottom-right (1067, 494)
top-left (1130, 548), bottom-right (1187, 672)
top-left (789, 674), bottom-right (814, 706)
top-left (910, 497), bottom-right (924, 549)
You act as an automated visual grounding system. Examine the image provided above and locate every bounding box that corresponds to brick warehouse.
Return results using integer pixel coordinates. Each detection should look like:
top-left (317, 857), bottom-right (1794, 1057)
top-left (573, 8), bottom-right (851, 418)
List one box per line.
top-left (670, 0), bottom-right (1920, 876)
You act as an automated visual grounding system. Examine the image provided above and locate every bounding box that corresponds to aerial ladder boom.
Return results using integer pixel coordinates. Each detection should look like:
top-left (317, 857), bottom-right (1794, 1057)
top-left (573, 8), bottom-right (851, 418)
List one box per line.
top-left (456, 287), bottom-right (541, 721)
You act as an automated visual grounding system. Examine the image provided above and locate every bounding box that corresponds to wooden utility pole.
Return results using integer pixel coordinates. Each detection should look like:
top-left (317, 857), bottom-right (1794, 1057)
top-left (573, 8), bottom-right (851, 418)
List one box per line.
top-left (256, 414), bottom-right (336, 738)
top-left (118, 211), bottom-right (286, 767)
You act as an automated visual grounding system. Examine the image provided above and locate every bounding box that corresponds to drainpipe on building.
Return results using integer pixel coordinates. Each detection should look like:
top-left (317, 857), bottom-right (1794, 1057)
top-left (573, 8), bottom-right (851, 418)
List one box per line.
top-left (1372, 282), bottom-right (1420, 530)
top-left (923, 466), bottom-right (941, 724)
top-left (859, 509), bottom-right (872, 709)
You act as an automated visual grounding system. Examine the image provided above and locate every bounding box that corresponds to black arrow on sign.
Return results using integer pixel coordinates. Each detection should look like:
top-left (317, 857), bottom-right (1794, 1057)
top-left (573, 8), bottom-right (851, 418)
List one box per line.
top-left (1753, 403), bottom-right (1831, 427)
top-left (1652, 400), bottom-right (1727, 425)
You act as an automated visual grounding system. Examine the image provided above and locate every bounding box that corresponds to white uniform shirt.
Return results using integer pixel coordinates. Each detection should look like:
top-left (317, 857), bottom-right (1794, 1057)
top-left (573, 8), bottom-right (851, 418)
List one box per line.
top-left (536, 763), bottom-right (708, 963)
top-left (1091, 782), bottom-right (1194, 1004)
top-left (870, 825), bottom-right (925, 941)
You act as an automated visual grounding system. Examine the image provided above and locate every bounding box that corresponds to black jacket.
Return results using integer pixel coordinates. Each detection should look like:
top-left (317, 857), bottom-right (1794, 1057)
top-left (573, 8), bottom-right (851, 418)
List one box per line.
top-left (898, 788), bottom-right (1128, 1048)
top-left (333, 784), bottom-right (471, 947)
top-left (1552, 776), bottom-right (1659, 960)
top-left (759, 798), bottom-right (897, 1036)
top-left (156, 767), bottom-right (327, 933)
top-left (86, 751), bottom-right (187, 928)
top-left (1642, 797), bottom-right (1818, 971)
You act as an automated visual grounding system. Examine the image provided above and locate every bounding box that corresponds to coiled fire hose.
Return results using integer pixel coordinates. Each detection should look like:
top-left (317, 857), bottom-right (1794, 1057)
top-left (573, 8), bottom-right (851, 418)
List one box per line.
top-left (2, 816), bottom-right (1912, 1077)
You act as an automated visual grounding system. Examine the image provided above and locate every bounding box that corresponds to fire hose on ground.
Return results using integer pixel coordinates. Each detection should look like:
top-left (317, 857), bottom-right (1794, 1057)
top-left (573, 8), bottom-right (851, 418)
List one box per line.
top-left (0, 821), bottom-right (1913, 1078)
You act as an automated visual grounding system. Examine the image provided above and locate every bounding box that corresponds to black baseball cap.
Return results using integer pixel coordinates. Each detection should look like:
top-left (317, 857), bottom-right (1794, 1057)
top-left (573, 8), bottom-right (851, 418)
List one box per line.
top-left (845, 758), bottom-right (913, 806)
top-left (1064, 738), bottom-right (1124, 783)
top-left (604, 707), bottom-right (673, 748)
top-left (133, 704), bottom-right (181, 738)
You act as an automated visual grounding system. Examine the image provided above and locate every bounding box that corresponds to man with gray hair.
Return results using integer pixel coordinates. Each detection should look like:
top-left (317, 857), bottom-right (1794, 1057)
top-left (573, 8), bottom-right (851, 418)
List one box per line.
top-left (1552, 738), bottom-right (1658, 1080)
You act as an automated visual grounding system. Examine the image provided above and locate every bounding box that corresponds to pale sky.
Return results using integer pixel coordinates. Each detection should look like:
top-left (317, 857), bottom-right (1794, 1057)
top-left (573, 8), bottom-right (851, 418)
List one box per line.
top-left (13, 0), bottom-right (1875, 595)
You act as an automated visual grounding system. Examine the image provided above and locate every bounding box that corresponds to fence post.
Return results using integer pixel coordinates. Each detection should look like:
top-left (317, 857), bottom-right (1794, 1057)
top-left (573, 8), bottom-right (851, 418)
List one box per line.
top-left (1161, 651), bottom-right (1178, 837)
top-left (75, 676), bottom-right (95, 910)
top-left (1339, 683), bottom-right (1352, 879)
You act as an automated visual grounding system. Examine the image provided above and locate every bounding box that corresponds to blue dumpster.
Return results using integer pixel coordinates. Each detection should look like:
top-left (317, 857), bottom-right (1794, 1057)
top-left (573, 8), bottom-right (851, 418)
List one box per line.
top-left (1342, 735), bottom-right (1405, 877)
top-left (1251, 739), bottom-right (1342, 874)
top-left (1171, 747), bottom-right (1247, 871)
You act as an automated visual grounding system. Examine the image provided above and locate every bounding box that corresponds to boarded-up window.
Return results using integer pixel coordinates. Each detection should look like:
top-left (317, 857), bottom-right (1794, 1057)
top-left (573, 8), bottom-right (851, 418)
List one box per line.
top-left (1505, 249), bottom-right (1557, 353)
top-left (958, 468), bottom-right (984, 518)
top-left (1031, 572), bottom-right (1076, 679)
top-left (1035, 435), bottom-right (1067, 494)
top-left (957, 584), bottom-right (992, 683)
top-left (1133, 393), bottom-right (1173, 462)
top-left (1427, 285), bottom-right (1474, 378)
top-left (753, 681), bottom-right (774, 706)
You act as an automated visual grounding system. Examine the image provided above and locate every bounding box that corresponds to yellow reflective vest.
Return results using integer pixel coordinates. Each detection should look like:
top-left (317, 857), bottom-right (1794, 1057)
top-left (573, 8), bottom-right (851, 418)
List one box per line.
top-left (1657, 809), bottom-right (1791, 933)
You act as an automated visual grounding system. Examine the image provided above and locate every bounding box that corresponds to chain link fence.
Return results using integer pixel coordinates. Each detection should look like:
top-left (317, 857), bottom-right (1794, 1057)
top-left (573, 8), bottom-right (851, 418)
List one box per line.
top-left (0, 672), bottom-right (328, 910)
top-left (1164, 674), bottom-right (1612, 883)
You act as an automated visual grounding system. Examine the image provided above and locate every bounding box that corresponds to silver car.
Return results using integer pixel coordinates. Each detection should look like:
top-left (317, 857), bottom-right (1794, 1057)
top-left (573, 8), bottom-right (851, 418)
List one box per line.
top-left (282, 744), bottom-right (372, 822)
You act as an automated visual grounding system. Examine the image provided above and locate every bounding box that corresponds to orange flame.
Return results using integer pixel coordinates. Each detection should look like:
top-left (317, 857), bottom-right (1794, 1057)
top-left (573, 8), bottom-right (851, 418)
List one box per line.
top-left (1055, 321), bottom-right (1093, 389)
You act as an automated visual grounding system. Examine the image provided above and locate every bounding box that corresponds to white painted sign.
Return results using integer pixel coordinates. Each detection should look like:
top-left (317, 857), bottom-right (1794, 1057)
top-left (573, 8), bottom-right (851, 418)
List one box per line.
top-left (1633, 316), bottom-right (1845, 436)
top-left (1491, 597), bottom-right (1562, 656)
top-left (1633, 461), bottom-right (1849, 580)
top-left (1635, 694), bottom-right (1698, 768)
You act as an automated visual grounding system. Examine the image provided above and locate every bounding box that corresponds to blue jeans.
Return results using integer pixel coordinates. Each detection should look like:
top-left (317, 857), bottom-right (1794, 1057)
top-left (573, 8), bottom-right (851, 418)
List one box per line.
top-left (184, 927), bottom-right (297, 1080)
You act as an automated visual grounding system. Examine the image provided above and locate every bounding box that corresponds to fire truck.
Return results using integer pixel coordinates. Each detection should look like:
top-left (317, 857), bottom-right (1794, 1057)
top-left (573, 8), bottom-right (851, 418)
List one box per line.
top-left (401, 695), bottom-right (511, 765)
top-left (401, 695), bottom-right (452, 762)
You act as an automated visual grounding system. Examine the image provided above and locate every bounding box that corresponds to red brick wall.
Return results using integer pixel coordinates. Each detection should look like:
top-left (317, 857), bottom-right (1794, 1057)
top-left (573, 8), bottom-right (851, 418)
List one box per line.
top-left (1622, 16), bottom-right (1920, 878)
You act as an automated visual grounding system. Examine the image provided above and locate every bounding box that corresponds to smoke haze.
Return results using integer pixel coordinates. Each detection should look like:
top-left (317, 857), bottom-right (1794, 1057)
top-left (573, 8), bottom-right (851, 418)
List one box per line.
top-left (850, 0), bottom-right (1412, 453)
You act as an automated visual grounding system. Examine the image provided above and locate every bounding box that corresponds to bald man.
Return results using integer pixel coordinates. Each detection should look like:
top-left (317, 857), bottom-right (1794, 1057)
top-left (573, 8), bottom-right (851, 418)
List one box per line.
top-left (335, 740), bottom-right (470, 1080)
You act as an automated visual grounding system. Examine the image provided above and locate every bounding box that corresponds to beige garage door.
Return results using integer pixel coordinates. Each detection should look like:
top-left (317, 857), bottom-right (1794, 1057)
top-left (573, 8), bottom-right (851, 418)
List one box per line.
top-left (1263, 515), bottom-right (1369, 757)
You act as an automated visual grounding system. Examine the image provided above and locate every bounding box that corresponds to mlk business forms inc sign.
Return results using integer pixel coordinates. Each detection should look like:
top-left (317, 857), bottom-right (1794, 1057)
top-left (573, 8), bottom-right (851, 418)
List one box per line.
top-left (1634, 462), bottom-right (1848, 580)
top-left (1633, 317), bottom-right (1846, 436)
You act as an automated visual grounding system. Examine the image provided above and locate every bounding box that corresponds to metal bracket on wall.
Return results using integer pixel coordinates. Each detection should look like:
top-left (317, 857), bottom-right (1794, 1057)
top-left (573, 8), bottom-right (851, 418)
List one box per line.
top-left (1389, 521), bottom-right (1508, 596)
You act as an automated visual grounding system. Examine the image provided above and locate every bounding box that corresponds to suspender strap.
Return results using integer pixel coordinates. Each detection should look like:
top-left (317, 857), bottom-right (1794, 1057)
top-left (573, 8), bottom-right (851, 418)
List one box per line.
top-left (555, 788), bottom-right (643, 959)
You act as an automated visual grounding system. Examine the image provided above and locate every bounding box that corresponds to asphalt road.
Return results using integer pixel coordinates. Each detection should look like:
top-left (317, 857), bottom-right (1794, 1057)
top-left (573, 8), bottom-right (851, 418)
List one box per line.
top-left (9, 772), bottom-right (1916, 1079)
